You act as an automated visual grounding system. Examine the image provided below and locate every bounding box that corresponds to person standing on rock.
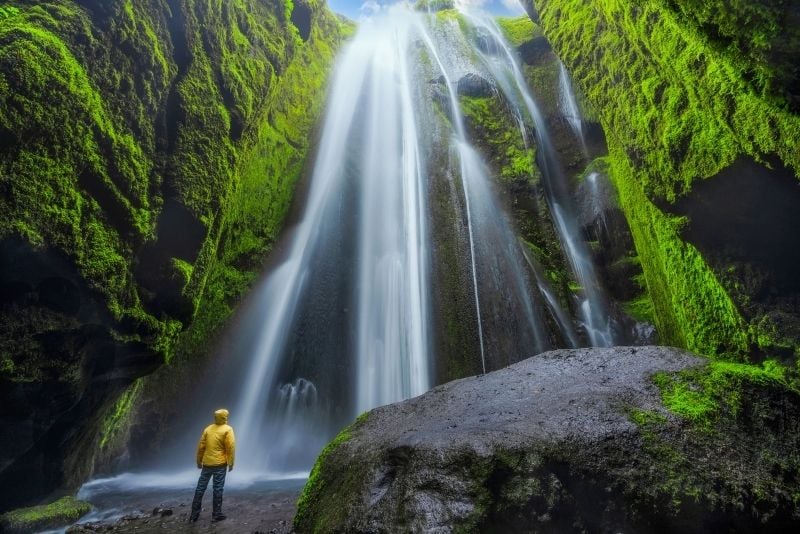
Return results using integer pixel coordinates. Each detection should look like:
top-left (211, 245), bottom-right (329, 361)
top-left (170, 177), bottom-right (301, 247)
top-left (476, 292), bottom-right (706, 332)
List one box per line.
top-left (190, 408), bottom-right (236, 522)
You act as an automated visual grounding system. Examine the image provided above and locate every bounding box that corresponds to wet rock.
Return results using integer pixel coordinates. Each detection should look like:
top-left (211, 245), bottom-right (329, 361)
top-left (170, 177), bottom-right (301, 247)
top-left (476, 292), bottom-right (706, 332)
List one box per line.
top-left (296, 346), bottom-right (800, 532)
top-left (517, 35), bottom-right (552, 65)
top-left (456, 73), bottom-right (495, 98)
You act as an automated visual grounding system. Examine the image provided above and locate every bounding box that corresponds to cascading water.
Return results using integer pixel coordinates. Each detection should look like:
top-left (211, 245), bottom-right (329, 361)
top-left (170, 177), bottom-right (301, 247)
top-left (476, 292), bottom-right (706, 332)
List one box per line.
top-left (460, 6), bottom-right (616, 347)
top-left (583, 171), bottom-right (609, 235)
top-left (558, 61), bottom-right (588, 157)
top-left (194, 4), bottom-right (555, 475)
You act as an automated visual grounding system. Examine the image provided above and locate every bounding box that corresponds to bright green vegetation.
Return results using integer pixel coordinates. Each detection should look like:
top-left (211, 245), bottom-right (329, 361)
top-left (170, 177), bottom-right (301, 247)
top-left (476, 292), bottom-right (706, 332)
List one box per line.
top-left (0, 3), bottom-right (159, 323)
top-left (627, 359), bottom-right (800, 510)
top-left (607, 152), bottom-right (749, 357)
top-left (459, 95), bottom-right (537, 182)
top-left (99, 3), bottom-right (352, 453)
top-left (538, 0), bottom-right (799, 200)
top-left (495, 16), bottom-right (539, 48)
top-left (654, 359), bottom-right (792, 428)
top-left (0, 0), bottom-right (349, 374)
top-left (99, 379), bottom-right (143, 449)
top-left (534, 0), bottom-right (800, 358)
top-left (665, 0), bottom-right (800, 108)
top-left (622, 282), bottom-right (656, 324)
top-left (457, 85), bottom-right (577, 325)
top-left (174, 4), bottom-right (351, 358)
top-left (0, 496), bottom-right (91, 533)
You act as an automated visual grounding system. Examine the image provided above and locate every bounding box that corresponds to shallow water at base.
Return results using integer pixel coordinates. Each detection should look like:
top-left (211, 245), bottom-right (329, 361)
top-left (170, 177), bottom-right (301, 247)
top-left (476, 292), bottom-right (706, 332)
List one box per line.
top-left (68, 471), bottom-right (307, 532)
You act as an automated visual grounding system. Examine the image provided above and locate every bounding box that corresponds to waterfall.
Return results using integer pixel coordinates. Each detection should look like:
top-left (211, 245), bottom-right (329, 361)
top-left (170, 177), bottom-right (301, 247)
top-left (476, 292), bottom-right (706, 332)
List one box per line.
top-left (121, 4), bottom-right (618, 483)
top-left (187, 4), bottom-right (553, 475)
top-left (353, 12), bottom-right (430, 413)
top-left (558, 61), bottom-right (589, 157)
top-left (459, 7), bottom-right (616, 347)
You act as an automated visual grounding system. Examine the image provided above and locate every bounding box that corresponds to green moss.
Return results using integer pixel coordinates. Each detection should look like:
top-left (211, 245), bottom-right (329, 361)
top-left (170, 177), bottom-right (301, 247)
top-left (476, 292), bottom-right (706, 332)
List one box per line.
top-left (623, 291), bottom-right (656, 323)
top-left (0, 496), bottom-right (91, 532)
top-left (99, 379), bottom-right (143, 448)
top-left (496, 15), bottom-right (539, 48)
top-left (627, 407), bottom-right (699, 508)
top-left (174, 8), bottom-right (351, 358)
top-left (0, 4), bottom-right (155, 321)
top-left (654, 359), bottom-right (791, 428)
top-left (295, 416), bottom-right (363, 532)
top-left (626, 358), bottom-right (800, 510)
top-left (663, 0), bottom-right (799, 106)
top-left (459, 95), bottom-right (537, 183)
top-left (0, 6), bottom-right (19, 19)
top-left (537, 0), bottom-right (798, 203)
top-left (606, 151), bottom-right (749, 357)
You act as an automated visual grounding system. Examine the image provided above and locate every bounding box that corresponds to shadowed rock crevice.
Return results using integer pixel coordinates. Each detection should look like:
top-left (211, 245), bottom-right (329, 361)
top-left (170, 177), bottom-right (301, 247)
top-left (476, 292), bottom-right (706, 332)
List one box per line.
top-left (291, 0), bottom-right (312, 42)
top-left (669, 157), bottom-right (800, 360)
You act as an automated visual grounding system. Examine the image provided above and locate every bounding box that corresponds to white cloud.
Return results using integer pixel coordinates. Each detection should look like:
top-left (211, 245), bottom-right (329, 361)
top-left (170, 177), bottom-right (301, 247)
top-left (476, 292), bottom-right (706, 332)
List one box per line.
top-left (360, 0), bottom-right (381, 16)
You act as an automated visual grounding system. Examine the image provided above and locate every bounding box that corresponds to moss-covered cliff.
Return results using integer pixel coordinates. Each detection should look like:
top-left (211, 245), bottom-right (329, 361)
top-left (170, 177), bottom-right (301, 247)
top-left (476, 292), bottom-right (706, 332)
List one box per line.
top-left (526, 0), bottom-right (800, 362)
top-left (0, 0), bottom-right (348, 510)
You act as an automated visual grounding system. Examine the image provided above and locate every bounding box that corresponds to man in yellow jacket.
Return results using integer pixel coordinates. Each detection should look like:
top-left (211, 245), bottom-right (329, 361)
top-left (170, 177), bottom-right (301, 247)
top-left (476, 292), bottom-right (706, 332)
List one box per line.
top-left (190, 408), bottom-right (236, 522)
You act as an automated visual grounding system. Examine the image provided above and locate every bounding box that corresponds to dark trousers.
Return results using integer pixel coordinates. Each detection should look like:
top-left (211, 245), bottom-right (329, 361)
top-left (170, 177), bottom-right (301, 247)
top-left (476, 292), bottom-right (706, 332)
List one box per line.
top-left (191, 465), bottom-right (227, 518)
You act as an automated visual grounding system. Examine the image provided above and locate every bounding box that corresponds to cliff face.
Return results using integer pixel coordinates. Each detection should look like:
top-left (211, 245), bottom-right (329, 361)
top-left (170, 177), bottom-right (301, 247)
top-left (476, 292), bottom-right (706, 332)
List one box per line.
top-left (0, 0), bottom-right (348, 509)
top-left (525, 0), bottom-right (800, 362)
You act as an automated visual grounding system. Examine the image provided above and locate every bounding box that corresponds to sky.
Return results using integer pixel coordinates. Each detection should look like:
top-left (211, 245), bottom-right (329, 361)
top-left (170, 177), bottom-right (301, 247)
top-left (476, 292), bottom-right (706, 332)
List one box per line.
top-left (326, 0), bottom-right (526, 21)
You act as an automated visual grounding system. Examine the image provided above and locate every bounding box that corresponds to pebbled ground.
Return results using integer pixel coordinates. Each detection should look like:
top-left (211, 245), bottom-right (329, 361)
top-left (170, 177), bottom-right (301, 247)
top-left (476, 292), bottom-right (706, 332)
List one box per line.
top-left (66, 483), bottom-right (301, 534)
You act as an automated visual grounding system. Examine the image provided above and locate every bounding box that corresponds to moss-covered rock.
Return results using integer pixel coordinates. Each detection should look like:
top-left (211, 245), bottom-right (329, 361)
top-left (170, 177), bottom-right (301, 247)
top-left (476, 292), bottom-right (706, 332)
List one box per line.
top-left (0, 0), bottom-right (349, 511)
top-left (0, 496), bottom-right (91, 534)
top-left (295, 347), bottom-right (800, 532)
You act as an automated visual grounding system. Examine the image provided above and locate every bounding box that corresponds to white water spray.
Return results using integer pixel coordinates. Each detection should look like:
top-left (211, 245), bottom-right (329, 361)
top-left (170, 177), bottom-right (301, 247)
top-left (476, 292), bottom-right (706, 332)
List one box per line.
top-left (558, 61), bottom-right (588, 156)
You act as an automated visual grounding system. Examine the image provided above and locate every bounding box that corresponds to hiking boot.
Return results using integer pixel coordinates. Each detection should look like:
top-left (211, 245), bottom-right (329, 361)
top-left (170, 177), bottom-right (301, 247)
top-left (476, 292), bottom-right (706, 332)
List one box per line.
top-left (189, 513), bottom-right (199, 522)
top-left (212, 514), bottom-right (227, 522)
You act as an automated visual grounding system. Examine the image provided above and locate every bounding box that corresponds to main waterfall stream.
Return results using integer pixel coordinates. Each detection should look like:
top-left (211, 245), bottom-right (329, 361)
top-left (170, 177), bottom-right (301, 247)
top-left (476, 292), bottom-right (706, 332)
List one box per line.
top-left (77, 3), bottom-right (623, 517)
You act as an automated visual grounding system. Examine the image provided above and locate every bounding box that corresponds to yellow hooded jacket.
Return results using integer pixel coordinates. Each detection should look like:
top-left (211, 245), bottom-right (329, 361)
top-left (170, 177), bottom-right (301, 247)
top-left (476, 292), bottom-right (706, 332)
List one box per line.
top-left (196, 409), bottom-right (236, 468)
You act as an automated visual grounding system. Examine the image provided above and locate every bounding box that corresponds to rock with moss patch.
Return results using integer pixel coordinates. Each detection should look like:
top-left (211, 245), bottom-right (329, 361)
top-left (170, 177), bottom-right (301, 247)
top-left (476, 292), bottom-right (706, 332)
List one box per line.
top-left (0, 496), bottom-right (91, 534)
top-left (295, 346), bottom-right (800, 532)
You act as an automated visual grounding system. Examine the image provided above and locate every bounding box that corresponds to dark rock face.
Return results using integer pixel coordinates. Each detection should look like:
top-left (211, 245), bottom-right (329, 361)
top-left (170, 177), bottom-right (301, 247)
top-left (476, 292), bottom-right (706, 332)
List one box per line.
top-left (296, 347), bottom-right (800, 532)
top-left (456, 73), bottom-right (495, 98)
top-left (517, 36), bottom-right (552, 66)
top-left (0, 237), bottom-right (162, 508)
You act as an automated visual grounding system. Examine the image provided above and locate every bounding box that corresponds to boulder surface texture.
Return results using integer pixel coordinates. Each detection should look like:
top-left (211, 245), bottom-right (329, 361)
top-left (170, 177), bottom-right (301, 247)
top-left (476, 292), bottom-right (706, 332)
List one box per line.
top-left (295, 346), bottom-right (800, 533)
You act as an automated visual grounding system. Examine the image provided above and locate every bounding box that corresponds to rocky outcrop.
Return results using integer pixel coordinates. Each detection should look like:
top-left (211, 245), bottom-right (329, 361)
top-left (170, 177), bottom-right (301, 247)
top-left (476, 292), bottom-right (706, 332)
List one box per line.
top-left (295, 346), bottom-right (800, 532)
top-left (0, 0), bottom-right (349, 510)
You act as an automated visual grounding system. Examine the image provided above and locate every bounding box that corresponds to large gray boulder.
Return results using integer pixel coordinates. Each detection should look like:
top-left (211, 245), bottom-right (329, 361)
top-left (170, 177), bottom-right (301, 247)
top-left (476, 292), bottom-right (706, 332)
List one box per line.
top-left (295, 347), bottom-right (800, 532)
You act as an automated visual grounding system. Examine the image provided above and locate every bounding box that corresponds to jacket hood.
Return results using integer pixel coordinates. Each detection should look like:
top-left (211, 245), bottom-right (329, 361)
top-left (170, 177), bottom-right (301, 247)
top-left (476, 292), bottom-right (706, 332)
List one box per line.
top-left (214, 409), bottom-right (229, 425)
